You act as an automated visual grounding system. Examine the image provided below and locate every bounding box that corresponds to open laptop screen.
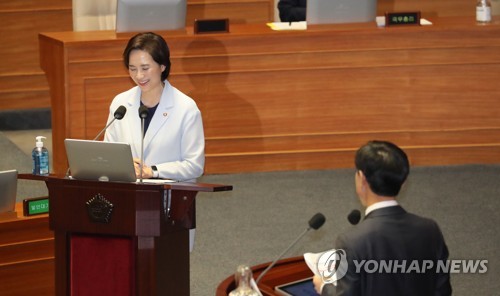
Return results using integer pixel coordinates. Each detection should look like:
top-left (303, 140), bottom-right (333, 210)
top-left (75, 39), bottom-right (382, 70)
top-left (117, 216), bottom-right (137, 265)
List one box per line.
top-left (307, 0), bottom-right (377, 25)
top-left (65, 139), bottom-right (136, 183)
top-left (116, 0), bottom-right (187, 33)
top-left (0, 169), bottom-right (17, 213)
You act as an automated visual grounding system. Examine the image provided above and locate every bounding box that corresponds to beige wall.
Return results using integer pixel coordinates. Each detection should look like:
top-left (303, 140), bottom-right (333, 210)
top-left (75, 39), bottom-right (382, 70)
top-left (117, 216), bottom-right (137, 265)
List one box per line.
top-left (492, 0), bottom-right (500, 14)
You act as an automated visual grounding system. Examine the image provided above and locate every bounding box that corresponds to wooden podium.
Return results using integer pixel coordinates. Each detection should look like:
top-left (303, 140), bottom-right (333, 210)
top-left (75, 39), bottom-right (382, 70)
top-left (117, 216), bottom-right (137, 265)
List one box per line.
top-left (20, 174), bottom-right (231, 296)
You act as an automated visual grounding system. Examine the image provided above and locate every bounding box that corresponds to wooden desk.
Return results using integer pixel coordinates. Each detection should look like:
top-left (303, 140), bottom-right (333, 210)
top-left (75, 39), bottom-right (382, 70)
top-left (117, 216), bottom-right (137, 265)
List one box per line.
top-left (39, 17), bottom-right (500, 175)
top-left (0, 203), bottom-right (54, 296)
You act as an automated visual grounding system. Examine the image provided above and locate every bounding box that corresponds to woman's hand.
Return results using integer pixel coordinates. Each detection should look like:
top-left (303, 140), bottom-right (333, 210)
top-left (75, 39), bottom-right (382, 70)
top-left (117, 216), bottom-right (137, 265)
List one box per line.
top-left (133, 158), bottom-right (153, 179)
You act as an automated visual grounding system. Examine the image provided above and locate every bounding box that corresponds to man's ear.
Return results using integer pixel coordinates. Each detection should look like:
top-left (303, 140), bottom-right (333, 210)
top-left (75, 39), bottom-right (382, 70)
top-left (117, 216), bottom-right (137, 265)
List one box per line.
top-left (358, 170), bottom-right (367, 183)
top-left (359, 171), bottom-right (371, 195)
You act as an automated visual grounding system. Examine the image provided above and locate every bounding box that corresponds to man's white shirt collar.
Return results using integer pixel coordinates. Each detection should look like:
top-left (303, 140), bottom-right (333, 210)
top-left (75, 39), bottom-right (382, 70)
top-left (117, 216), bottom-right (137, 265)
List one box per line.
top-left (365, 200), bottom-right (399, 216)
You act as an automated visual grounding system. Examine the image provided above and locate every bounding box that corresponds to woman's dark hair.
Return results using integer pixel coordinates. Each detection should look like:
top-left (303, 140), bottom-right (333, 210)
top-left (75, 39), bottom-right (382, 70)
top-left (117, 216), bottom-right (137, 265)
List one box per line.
top-left (355, 141), bottom-right (410, 197)
top-left (123, 32), bottom-right (171, 81)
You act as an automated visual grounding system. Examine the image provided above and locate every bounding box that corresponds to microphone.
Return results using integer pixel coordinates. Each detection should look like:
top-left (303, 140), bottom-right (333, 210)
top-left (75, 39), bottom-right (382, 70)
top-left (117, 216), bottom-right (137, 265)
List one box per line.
top-left (93, 105), bottom-right (127, 141)
top-left (138, 105), bottom-right (148, 183)
top-left (255, 213), bottom-right (326, 284)
top-left (348, 209), bottom-right (361, 225)
top-left (138, 105), bottom-right (148, 119)
top-left (309, 212), bottom-right (326, 229)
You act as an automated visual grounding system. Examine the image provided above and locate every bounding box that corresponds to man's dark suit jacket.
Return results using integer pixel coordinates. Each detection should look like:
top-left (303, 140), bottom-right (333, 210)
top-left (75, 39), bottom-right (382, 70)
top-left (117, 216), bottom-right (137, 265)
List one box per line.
top-left (322, 206), bottom-right (452, 296)
top-left (278, 0), bottom-right (307, 22)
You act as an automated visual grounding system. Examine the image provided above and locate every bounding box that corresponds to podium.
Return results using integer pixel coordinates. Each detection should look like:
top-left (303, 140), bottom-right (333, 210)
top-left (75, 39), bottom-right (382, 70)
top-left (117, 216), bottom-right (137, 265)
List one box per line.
top-left (20, 174), bottom-right (231, 296)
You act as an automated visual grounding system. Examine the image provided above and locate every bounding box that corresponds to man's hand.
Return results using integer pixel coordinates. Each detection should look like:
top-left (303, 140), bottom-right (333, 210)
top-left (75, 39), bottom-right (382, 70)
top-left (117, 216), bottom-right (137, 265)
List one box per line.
top-left (313, 274), bottom-right (324, 294)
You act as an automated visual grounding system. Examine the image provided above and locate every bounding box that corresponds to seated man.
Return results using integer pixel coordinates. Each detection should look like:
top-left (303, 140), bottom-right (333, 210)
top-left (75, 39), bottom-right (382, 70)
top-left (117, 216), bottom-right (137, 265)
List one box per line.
top-left (277, 0), bottom-right (306, 22)
top-left (314, 140), bottom-right (452, 296)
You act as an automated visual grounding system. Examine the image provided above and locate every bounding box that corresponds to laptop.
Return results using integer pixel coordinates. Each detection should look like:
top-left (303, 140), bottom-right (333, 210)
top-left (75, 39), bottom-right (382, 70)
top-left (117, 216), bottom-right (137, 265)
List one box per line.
top-left (275, 277), bottom-right (316, 296)
top-left (307, 0), bottom-right (377, 25)
top-left (0, 169), bottom-right (17, 213)
top-left (64, 139), bottom-right (137, 182)
top-left (116, 0), bottom-right (187, 33)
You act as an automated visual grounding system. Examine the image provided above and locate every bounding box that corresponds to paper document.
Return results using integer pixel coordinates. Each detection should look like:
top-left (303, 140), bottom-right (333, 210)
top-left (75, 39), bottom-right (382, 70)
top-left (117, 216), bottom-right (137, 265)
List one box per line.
top-left (267, 21), bottom-right (307, 31)
top-left (304, 249), bottom-right (339, 285)
top-left (137, 179), bottom-right (177, 184)
top-left (304, 250), bottom-right (331, 276)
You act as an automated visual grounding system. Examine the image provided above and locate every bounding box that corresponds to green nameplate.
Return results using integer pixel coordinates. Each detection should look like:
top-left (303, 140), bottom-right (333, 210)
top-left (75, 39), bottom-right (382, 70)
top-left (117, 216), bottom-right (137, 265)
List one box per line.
top-left (23, 197), bottom-right (49, 216)
top-left (385, 11), bottom-right (421, 26)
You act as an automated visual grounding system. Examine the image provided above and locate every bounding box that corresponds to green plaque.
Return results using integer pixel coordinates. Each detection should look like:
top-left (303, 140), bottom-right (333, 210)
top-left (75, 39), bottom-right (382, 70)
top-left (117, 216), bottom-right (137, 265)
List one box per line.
top-left (23, 197), bottom-right (49, 216)
top-left (385, 11), bottom-right (421, 26)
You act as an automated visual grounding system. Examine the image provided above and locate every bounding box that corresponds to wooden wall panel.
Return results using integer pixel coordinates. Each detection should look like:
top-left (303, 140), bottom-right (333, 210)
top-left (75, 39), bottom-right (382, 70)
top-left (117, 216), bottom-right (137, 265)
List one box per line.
top-left (0, 204), bottom-right (54, 296)
top-left (204, 145), bottom-right (500, 173)
top-left (187, 0), bottom-right (273, 24)
top-left (204, 129), bottom-right (500, 154)
top-left (0, 0), bottom-right (273, 112)
top-left (0, 259), bottom-right (55, 296)
top-left (378, 0), bottom-right (475, 17)
top-left (0, 0), bottom-right (68, 10)
top-left (0, 0), bottom-right (478, 112)
top-left (0, 5), bottom-right (72, 111)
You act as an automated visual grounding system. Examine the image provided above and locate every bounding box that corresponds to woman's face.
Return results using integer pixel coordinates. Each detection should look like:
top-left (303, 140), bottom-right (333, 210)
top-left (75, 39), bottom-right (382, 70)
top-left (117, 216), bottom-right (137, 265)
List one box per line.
top-left (128, 49), bottom-right (166, 93)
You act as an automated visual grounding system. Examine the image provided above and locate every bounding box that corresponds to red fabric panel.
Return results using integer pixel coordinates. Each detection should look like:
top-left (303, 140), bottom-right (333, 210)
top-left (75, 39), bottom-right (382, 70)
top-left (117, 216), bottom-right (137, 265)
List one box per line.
top-left (70, 234), bottom-right (135, 296)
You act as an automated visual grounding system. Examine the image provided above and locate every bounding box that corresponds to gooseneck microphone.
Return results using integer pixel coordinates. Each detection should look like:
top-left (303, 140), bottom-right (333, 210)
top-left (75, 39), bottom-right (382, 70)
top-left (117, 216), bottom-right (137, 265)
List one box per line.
top-left (255, 213), bottom-right (326, 284)
top-left (348, 209), bottom-right (361, 225)
top-left (93, 105), bottom-right (127, 141)
top-left (138, 105), bottom-right (148, 183)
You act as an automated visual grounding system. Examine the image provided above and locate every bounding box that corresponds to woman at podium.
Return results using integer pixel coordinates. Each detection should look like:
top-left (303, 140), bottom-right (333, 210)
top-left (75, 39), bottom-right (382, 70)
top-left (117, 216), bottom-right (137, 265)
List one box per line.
top-left (104, 32), bottom-right (205, 181)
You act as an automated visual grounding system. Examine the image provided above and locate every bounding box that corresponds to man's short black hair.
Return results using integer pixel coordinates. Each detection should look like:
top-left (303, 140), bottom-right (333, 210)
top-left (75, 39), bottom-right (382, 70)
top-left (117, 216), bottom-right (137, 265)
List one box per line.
top-left (355, 140), bottom-right (409, 197)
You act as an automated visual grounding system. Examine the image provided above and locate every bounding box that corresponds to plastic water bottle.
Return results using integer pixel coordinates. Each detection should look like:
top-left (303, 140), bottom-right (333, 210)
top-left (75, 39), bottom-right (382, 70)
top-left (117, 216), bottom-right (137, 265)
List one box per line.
top-left (228, 265), bottom-right (260, 296)
top-left (32, 136), bottom-right (49, 176)
top-left (476, 0), bottom-right (492, 23)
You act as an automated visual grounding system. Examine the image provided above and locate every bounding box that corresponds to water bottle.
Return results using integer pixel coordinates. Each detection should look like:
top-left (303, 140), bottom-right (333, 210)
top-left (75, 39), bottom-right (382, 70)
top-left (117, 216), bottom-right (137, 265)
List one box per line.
top-left (476, 0), bottom-right (492, 23)
top-left (228, 265), bottom-right (260, 296)
top-left (32, 136), bottom-right (49, 176)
